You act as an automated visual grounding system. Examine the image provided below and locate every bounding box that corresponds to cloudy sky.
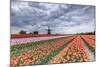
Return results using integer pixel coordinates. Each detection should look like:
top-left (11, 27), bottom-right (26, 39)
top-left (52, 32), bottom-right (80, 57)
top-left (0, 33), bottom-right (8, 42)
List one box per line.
top-left (11, 1), bottom-right (95, 34)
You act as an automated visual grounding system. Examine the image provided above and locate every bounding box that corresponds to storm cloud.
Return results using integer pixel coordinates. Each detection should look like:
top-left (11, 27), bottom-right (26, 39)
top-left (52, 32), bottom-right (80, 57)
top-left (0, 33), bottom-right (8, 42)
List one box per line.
top-left (11, 1), bottom-right (95, 34)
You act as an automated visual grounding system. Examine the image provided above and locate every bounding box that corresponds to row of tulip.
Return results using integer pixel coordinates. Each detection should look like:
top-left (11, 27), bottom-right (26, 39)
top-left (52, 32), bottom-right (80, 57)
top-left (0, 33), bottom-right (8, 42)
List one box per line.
top-left (11, 36), bottom-right (73, 57)
top-left (49, 36), bottom-right (90, 64)
top-left (11, 34), bottom-right (64, 39)
top-left (11, 36), bottom-right (70, 45)
top-left (11, 36), bottom-right (75, 66)
top-left (11, 35), bottom-right (73, 52)
top-left (81, 35), bottom-right (95, 48)
top-left (86, 35), bottom-right (95, 40)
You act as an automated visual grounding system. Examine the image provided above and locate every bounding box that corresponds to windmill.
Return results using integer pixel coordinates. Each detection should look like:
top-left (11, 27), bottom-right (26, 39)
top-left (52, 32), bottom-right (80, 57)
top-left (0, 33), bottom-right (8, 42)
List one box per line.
top-left (31, 23), bottom-right (52, 34)
top-left (47, 26), bottom-right (51, 34)
top-left (42, 25), bottom-right (64, 35)
top-left (41, 25), bottom-right (52, 34)
top-left (31, 23), bottom-right (66, 35)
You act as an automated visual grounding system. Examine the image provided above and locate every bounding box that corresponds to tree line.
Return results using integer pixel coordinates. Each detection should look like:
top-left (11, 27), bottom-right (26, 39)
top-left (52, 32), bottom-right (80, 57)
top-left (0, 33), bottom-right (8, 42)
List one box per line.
top-left (19, 30), bottom-right (38, 34)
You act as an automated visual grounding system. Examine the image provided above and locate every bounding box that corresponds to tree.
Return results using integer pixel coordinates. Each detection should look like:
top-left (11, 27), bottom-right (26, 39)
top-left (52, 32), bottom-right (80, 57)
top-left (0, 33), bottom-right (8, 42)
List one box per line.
top-left (19, 30), bottom-right (26, 34)
top-left (33, 31), bottom-right (38, 35)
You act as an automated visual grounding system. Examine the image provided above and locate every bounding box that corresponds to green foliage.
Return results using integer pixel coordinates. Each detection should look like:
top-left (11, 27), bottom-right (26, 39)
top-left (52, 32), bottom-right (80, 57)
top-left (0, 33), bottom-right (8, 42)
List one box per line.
top-left (19, 30), bottom-right (26, 34)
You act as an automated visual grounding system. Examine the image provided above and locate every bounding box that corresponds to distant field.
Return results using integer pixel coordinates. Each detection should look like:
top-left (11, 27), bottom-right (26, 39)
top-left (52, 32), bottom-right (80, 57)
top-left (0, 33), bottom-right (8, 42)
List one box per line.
top-left (10, 34), bottom-right (95, 66)
top-left (11, 34), bottom-right (67, 39)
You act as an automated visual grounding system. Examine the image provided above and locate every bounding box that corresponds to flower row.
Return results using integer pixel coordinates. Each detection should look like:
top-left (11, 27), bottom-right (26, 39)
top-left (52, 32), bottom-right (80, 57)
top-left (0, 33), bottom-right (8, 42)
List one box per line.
top-left (11, 36), bottom-right (69, 45)
top-left (11, 36), bottom-right (75, 66)
top-left (81, 35), bottom-right (95, 48)
top-left (49, 36), bottom-right (90, 64)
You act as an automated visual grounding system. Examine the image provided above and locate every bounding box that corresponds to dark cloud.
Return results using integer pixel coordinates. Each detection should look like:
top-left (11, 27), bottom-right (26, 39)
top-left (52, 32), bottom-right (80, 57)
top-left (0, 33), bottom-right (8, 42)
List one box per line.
top-left (11, 1), bottom-right (95, 34)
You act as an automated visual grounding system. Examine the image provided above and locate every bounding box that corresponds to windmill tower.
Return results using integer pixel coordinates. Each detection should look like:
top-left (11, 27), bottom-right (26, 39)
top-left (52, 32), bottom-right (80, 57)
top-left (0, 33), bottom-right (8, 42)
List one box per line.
top-left (47, 26), bottom-right (51, 34)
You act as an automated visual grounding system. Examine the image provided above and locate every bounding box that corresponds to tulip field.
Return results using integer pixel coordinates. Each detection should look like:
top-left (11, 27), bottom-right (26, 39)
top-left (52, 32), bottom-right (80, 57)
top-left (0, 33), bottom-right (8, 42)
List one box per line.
top-left (10, 34), bottom-right (95, 66)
